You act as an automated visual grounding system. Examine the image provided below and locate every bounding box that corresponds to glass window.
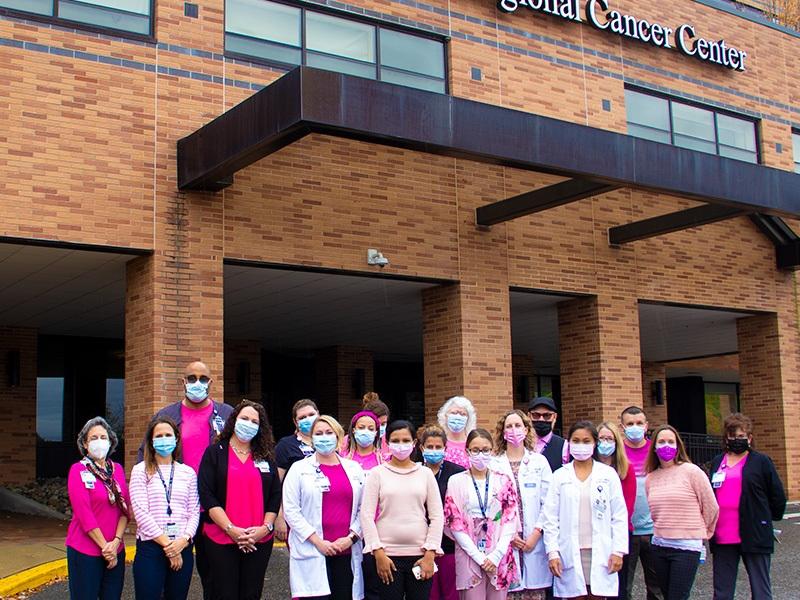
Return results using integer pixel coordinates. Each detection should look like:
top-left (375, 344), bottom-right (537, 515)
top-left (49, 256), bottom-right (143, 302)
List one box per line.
top-left (793, 132), bottom-right (800, 174)
top-left (224, 2), bottom-right (446, 93)
top-left (306, 12), bottom-right (375, 63)
top-left (625, 88), bottom-right (758, 163)
top-left (625, 89), bottom-right (671, 144)
top-left (380, 29), bottom-right (444, 78)
top-left (37, 377), bottom-right (64, 442)
top-left (0, 0), bottom-right (52, 15)
top-left (105, 378), bottom-right (125, 441)
top-left (672, 103), bottom-right (716, 154)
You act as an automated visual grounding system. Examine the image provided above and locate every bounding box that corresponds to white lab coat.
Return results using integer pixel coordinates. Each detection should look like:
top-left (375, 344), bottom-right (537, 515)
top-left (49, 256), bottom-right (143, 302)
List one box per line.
top-left (493, 451), bottom-right (553, 591)
top-left (282, 454), bottom-right (366, 599)
top-left (542, 461), bottom-right (628, 598)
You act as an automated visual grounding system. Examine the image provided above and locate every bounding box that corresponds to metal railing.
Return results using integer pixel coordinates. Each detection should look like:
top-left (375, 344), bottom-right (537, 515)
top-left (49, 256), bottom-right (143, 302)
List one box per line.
top-left (679, 431), bottom-right (724, 473)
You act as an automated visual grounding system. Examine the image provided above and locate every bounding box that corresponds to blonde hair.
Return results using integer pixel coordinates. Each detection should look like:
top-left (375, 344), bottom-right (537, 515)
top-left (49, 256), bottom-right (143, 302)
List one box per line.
top-left (598, 422), bottom-right (630, 480)
top-left (311, 415), bottom-right (345, 442)
top-left (494, 409), bottom-right (534, 454)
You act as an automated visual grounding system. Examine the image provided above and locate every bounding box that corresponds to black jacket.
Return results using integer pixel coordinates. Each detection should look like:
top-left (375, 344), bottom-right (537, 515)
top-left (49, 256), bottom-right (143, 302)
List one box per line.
top-left (198, 439), bottom-right (282, 523)
top-left (541, 434), bottom-right (566, 473)
top-left (708, 450), bottom-right (786, 554)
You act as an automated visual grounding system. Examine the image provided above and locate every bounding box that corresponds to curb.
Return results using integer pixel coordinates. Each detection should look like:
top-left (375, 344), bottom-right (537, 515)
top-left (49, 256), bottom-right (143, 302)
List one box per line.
top-left (0, 541), bottom-right (287, 597)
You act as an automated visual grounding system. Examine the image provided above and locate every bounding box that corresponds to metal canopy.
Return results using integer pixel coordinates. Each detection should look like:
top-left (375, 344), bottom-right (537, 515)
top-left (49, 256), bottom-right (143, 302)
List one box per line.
top-left (177, 67), bottom-right (800, 224)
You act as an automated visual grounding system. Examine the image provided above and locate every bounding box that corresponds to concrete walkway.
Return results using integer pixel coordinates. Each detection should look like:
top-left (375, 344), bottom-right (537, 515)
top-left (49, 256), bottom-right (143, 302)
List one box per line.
top-left (0, 511), bottom-right (69, 579)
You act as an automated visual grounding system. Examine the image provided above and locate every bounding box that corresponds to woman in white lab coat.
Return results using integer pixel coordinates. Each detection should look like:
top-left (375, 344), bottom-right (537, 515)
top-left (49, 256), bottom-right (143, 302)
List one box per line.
top-left (492, 409), bottom-right (553, 599)
top-left (542, 421), bottom-right (627, 600)
top-left (282, 414), bottom-right (366, 599)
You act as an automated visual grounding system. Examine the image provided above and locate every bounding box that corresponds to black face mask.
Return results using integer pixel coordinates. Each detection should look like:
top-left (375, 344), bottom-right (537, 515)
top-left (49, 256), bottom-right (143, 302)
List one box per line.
top-left (726, 438), bottom-right (750, 455)
top-left (533, 421), bottom-right (553, 437)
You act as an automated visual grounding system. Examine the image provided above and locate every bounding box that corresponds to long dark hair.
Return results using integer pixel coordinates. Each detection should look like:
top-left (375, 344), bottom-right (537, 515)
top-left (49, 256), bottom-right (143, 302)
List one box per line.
top-left (143, 416), bottom-right (181, 476)
top-left (567, 420), bottom-right (599, 461)
top-left (217, 400), bottom-right (275, 462)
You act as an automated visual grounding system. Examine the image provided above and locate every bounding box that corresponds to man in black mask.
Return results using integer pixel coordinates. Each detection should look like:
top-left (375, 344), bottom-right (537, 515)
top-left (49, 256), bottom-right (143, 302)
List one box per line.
top-left (528, 396), bottom-right (568, 473)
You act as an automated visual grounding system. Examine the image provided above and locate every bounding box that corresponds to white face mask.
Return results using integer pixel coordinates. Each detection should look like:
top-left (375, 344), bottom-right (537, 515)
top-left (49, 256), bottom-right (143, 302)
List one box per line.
top-left (88, 438), bottom-right (111, 460)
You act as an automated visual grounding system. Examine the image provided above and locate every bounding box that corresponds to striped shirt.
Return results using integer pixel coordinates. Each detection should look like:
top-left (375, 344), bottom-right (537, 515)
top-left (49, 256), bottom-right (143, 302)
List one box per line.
top-left (129, 461), bottom-right (200, 541)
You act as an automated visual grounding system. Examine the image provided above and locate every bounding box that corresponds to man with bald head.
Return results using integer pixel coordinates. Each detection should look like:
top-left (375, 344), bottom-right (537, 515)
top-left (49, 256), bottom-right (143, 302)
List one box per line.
top-left (137, 360), bottom-right (233, 599)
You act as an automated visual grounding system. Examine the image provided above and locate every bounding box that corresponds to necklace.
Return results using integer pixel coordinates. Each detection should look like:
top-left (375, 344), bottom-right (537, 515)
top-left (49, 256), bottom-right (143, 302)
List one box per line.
top-left (231, 442), bottom-right (251, 456)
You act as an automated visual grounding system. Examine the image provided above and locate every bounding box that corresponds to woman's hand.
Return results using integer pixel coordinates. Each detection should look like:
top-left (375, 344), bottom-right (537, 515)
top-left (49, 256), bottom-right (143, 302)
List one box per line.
top-left (608, 553), bottom-right (623, 574)
top-left (274, 514), bottom-right (288, 542)
top-left (481, 558), bottom-right (497, 574)
top-left (549, 557), bottom-right (563, 577)
top-left (314, 538), bottom-right (338, 556)
top-left (101, 538), bottom-right (120, 561)
top-left (331, 536), bottom-right (354, 554)
top-left (522, 529), bottom-right (542, 553)
top-left (169, 553), bottom-right (183, 572)
top-left (511, 535), bottom-right (526, 550)
top-left (414, 552), bottom-right (436, 580)
top-left (106, 555), bottom-right (118, 570)
top-left (163, 537), bottom-right (188, 559)
top-left (375, 549), bottom-right (397, 584)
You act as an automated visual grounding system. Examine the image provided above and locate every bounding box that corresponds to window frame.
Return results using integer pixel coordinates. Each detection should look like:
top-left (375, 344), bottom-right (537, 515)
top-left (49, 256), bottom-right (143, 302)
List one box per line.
top-left (624, 86), bottom-right (761, 164)
top-left (223, 0), bottom-right (449, 94)
top-left (792, 129), bottom-right (800, 174)
top-left (0, 0), bottom-right (155, 41)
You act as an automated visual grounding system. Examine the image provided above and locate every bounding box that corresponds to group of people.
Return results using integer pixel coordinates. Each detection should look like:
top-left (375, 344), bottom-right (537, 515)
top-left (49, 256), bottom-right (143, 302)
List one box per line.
top-left (65, 361), bottom-right (787, 600)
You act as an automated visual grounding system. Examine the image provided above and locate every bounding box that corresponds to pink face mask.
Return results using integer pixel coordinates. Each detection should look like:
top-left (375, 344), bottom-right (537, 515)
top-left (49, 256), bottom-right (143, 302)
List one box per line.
top-left (388, 442), bottom-right (414, 461)
top-left (656, 444), bottom-right (678, 462)
top-left (504, 429), bottom-right (526, 447)
top-left (469, 452), bottom-right (493, 471)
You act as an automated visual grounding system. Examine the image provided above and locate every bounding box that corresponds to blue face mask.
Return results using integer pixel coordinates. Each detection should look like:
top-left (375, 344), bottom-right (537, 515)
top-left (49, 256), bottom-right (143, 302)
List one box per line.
top-left (235, 418), bottom-right (259, 442)
top-left (447, 414), bottom-right (468, 433)
top-left (297, 415), bottom-right (317, 435)
top-left (597, 440), bottom-right (616, 457)
top-left (354, 429), bottom-right (377, 448)
top-left (422, 449), bottom-right (446, 465)
top-left (624, 425), bottom-right (645, 443)
top-left (185, 381), bottom-right (209, 403)
top-left (313, 434), bottom-right (338, 456)
top-left (379, 424), bottom-right (386, 439)
top-left (153, 436), bottom-right (177, 457)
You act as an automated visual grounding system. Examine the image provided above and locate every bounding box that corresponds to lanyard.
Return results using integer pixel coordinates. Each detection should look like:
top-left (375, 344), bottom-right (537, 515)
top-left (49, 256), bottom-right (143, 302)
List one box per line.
top-left (156, 462), bottom-right (176, 517)
top-left (470, 471), bottom-right (490, 532)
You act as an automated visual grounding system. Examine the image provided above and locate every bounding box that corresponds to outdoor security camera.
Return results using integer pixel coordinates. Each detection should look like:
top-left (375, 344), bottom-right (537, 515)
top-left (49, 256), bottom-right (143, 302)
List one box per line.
top-left (367, 249), bottom-right (390, 268)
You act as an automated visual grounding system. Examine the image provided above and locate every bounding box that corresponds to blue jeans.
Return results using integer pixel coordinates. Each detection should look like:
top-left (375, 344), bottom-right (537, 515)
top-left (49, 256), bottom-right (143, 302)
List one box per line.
top-left (133, 539), bottom-right (194, 600)
top-left (67, 546), bottom-right (125, 600)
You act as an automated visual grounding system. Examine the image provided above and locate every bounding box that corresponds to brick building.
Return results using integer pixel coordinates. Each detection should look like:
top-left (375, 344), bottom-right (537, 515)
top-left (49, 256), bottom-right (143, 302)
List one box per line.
top-left (0, 0), bottom-right (799, 498)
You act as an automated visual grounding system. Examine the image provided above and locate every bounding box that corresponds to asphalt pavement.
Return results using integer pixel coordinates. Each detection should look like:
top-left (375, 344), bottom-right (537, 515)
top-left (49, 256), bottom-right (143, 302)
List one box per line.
top-left (28, 515), bottom-right (800, 598)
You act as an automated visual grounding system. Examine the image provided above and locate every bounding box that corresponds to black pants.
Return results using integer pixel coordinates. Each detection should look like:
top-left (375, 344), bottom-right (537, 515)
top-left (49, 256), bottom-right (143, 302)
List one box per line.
top-left (712, 544), bottom-right (773, 600)
top-left (195, 531), bottom-right (212, 600)
top-left (132, 539), bottom-right (194, 600)
top-left (67, 546), bottom-right (125, 600)
top-left (651, 544), bottom-right (700, 600)
top-left (626, 533), bottom-right (663, 600)
top-left (363, 553), bottom-right (432, 600)
top-left (306, 554), bottom-right (354, 600)
top-left (203, 537), bottom-right (274, 600)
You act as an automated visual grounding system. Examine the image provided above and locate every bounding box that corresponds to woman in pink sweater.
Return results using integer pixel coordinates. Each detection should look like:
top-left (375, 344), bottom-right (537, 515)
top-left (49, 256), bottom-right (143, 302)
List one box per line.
top-left (361, 419), bottom-right (444, 599)
top-left (645, 425), bottom-right (719, 600)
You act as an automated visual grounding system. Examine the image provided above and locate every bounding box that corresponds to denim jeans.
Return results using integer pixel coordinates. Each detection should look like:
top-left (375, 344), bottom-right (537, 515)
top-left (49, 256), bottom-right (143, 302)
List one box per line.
top-left (66, 546), bottom-right (125, 600)
top-left (132, 539), bottom-right (194, 600)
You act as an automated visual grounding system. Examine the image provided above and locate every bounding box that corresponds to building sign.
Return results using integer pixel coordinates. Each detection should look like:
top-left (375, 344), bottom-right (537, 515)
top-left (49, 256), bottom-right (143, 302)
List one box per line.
top-left (497, 0), bottom-right (747, 71)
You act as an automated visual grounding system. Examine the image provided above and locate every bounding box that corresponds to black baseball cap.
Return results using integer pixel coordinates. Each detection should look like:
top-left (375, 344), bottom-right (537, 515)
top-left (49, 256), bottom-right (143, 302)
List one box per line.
top-left (528, 396), bottom-right (557, 412)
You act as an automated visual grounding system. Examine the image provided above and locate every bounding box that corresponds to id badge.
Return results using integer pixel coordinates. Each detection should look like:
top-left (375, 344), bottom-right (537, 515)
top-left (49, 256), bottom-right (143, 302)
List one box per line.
top-left (254, 460), bottom-right (271, 473)
top-left (477, 538), bottom-right (487, 552)
top-left (164, 522), bottom-right (180, 540)
top-left (316, 474), bottom-right (331, 492)
top-left (80, 471), bottom-right (96, 489)
top-left (712, 471), bottom-right (726, 489)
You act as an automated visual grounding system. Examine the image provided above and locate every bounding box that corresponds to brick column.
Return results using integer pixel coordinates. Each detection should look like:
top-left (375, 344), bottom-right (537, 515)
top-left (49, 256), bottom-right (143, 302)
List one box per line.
top-left (224, 339), bottom-right (262, 407)
top-left (737, 308), bottom-right (800, 499)
top-left (641, 362), bottom-right (668, 425)
top-left (558, 295), bottom-right (643, 427)
top-left (314, 346), bottom-right (374, 423)
top-left (0, 327), bottom-right (37, 484)
top-left (124, 190), bottom-right (224, 472)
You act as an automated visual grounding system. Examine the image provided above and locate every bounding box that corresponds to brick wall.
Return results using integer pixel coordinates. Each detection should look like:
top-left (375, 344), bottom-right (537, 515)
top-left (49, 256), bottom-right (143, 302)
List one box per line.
top-left (314, 346), bottom-right (374, 425)
top-left (0, 328), bottom-right (37, 485)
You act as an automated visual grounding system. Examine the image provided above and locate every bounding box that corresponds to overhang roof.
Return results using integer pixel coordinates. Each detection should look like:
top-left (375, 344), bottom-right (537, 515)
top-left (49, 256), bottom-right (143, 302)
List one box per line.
top-left (177, 66), bottom-right (800, 217)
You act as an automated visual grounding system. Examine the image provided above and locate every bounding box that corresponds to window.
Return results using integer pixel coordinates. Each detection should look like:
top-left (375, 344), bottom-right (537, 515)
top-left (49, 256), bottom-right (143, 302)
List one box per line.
top-left (793, 131), bottom-right (800, 174)
top-left (105, 378), bottom-right (125, 444)
top-left (625, 88), bottom-right (759, 163)
top-left (36, 377), bottom-right (64, 442)
top-left (0, 0), bottom-right (152, 36)
top-left (225, 0), bottom-right (446, 94)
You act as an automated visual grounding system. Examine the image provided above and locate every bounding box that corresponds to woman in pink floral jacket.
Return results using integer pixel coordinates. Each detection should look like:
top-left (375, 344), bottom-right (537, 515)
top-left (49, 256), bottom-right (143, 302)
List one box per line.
top-left (445, 428), bottom-right (520, 599)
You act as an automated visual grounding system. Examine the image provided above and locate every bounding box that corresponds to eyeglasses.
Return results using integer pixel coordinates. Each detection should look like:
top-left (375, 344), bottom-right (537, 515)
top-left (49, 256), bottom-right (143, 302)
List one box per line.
top-left (186, 375), bottom-right (210, 384)
top-left (529, 411), bottom-right (555, 421)
top-left (467, 449), bottom-right (492, 457)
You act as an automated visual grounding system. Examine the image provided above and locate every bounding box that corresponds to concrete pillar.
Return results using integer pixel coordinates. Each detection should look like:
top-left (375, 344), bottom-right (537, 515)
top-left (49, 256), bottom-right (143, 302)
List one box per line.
top-left (224, 339), bottom-right (263, 407)
top-left (314, 346), bottom-right (374, 423)
top-left (0, 327), bottom-right (37, 484)
top-left (124, 190), bottom-right (224, 472)
top-left (737, 309), bottom-right (800, 499)
top-left (557, 295), bottom-right (643, 427)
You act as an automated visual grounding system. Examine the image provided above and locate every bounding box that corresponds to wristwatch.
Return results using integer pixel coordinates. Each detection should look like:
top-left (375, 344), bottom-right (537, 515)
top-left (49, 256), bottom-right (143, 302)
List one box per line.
top-left (265, 522), bottom-right (274, 532)
top-left (349, 532), bottom-right (359, 544)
